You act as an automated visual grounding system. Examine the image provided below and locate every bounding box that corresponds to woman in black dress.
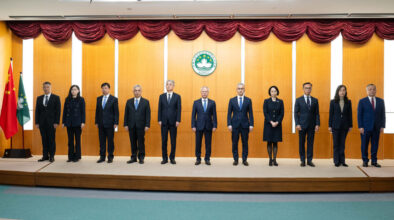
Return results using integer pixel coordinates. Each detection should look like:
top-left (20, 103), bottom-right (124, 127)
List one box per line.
top-left (328, 85), bottom-right (352, 167)
top-left (263, 86), bottom-right (284, 166)
top-left (62, 85), bottom-right (85, 162)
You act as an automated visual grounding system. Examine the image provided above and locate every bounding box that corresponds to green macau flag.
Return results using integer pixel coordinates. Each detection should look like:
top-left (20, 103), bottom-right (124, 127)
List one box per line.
top-left (16, 74), bottom-right (30, 126)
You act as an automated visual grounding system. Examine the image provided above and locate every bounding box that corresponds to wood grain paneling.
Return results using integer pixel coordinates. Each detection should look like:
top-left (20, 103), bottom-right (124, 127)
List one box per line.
top-left (343, 34), bottom-right (384, 160)
top-left (33, 34), bottom-right (71, 156)
top-left (117, 33), bottom-right (164, 157)
top-left (5, 31), bottom-right (392, 159)
top-left (168, 31), bottom-right (241, 158)
top-left (82, 35), bottom-right (115, 156)
top-left (296, 35), bottom-right (332, 159)
top-left (245, 33), bottom-right (293, 158)
top-left (0, 22), bottom-right (12, 156)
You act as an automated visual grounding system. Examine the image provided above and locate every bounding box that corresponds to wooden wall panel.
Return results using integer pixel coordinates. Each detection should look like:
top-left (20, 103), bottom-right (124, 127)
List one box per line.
top-left (6, 31), bottom-right (392, 159)
top-left (32, 34), bottom-right (71, 156)
top-left (296, 35), bottom-right (332, 159)
top-left (245, 34), bottom-right (294, 158)
top-left (82, 35), bottom-right (115, 156)
top-left (0, 22), bottom-right (12, 156)
top-left (168, 31), bottom-right (241, 158)
top-left (117, 33), bottom-right (164, 157)
top-left (343, 34), bottom-right (385, 159)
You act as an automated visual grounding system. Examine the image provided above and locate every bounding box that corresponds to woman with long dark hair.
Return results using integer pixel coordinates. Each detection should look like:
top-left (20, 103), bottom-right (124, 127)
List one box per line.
top-left (62, 85), bottom-right (85, 162)
top-left (328, 85), bottom-right (353, 167)
top-left (263, 86), bottom-right (284, 166)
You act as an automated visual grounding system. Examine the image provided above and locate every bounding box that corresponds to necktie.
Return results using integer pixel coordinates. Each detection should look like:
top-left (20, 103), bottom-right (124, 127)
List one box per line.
top-left (203, 99), bottom-right (207, 112)
top-left (102, 96), bottom-right (107, 109)
top-left (167, 94), bottom-right (171, 104)
top-left (307, 96), bottom-right (311, 108)
top-left (135, 99), bottom-right (139, 110)
top-left (371, 98), bottom-right (375, 110)
top-left (239, 97), bottom-right (243, 109)
top-left (44, 95), bottom-right (48, 107)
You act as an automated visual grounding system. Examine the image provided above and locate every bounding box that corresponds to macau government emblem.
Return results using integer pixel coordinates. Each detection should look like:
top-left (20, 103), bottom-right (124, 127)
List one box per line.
top-left (192, 51), bottom-right (217, 76)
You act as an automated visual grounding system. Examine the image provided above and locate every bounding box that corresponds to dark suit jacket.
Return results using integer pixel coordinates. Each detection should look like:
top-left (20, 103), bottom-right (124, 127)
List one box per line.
top-left (294, 96), bottom-right (320, 129)
top-left (158, 92), bottom-right (181, 126)
top-left (191, 99), bottom-right (217, 131)
top-left (263, 98), bottom-right (284, 125)
top-left (328, 99), bottom-right (353, 130)
top-left (35, 94), bottom-right (61, 127)
top-left (227, 96), bottom-right (254, 129)
top-left (62, 97), bottom-right (86, 127)
top-left (95, 95), bottom-right (119, 128)
top-left (124, 97), bottom-right (151, 129)
top-left (357, 97), bottom-right (385, 131)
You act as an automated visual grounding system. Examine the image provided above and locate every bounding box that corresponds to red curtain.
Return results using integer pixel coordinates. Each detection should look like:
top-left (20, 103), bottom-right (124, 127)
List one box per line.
top-left (7, 20), bottom-right (394, 44)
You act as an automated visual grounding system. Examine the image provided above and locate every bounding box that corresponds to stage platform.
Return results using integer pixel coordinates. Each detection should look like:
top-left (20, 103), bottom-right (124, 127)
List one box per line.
top-left (1, 156), bottom-right (393, 192)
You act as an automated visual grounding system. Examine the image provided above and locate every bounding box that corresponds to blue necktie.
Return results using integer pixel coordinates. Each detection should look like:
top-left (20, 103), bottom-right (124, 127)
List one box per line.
top-left (239, 97), bottom-right (243, 109)
top-left (203, 99), bottom-right (207, 112)
top-left (102, 96), bottom-right (107, 109)
top-left (135, 99), bottom-right (139, 110)
top-left (307, 96), bottom-right (311, 108)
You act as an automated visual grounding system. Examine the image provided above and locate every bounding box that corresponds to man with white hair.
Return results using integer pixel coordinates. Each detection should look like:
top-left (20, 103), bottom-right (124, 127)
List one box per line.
top-left (227, 83), bottom-right (254, 166)
top-left (124, 85), bottom-right (151, 164)
top-left (158, 80), bottom-right (181, 165)
top-left (357, 84), bottom-right (386, 168)
top-left (192, 86), bottom-right (217, 165)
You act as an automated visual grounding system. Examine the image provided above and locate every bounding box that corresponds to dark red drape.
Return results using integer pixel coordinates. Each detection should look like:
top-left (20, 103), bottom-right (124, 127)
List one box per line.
top-left (6, 20), bottom-right (394, 44)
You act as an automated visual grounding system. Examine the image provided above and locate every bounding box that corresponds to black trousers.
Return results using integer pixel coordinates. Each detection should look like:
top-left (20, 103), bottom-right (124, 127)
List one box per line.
top-left (161, 124), bottom-right (177, 161)
top-left (98, 126), bottom-right (115, 160)
top-left (66, 126), bottom-right (82, 160)
top-left (39, 124), bottom-right (56, 159)
top-left (128, 127), bottom-right (145, 160)
top-left (361, 127), bottom-right (381, 163)
top-left (195, 129), bottom-right (212, 161)
top-left (232, 127), bottom-right (249, 162)
top-left (298, 127), bottom-right (315, 163)
top-left (332, 128), bottom-right (348, 164)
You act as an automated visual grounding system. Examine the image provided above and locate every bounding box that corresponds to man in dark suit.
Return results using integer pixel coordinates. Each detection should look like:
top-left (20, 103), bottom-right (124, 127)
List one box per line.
top-left (158, 80), bottom-right (181, 164)
top-left (95, 82), bottom-right (119, 163)
top-left (357, 84), bottom-right (386, 168)
top-left (227, 83), bottom-right (254, 166)
top-left (124, 85), bottom-right (151, 164)
top-left (192, 86), bottom-right (217, 165)
top-left (35, 82), bottom-right (61, 162)
top-left (294, 82), bottom-right (320, 167)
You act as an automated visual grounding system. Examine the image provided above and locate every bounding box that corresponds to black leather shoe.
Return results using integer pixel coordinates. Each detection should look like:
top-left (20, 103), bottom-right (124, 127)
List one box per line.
top-left (127, 158), bottom-right (137, 164)
top-left (307, 162), bottom-right (315, 167)
top-left (107, 159), bottom-right (113, 163)
top-left (205, 161), bottom-right (211, 166)
top-left (362, 162), bottom-right (368, 167)
top-left (195, 160), bottom-right (201, 165)
top-left (97, 158), bottom-right (105, 163)
top-left (170, 159), bottom-right (176, 164)
top-left (273, 159), bottom-right (278, 166)
top-left (139, 160), bottom-right (144, 164)
top-left (49, 157), bottom-right (54, 162)
top-left (38, 158), bottom-right (48, 162)
top-left (161, 160), bottom-right (168, 164)
top-left (335, 163), bottom-right (340, 167)
top-left (269, 159), bottom-right (273, 166)
top-left (243, 161), bottom-right (249, 166)
top-left (233, 161), bottom-right (238, 166)
top-left (342, 163), bottom-right (348, 167)
top-left (300, 161), bottom-right (306, 167)
top-left (372, 163), bottom-right (381, 168)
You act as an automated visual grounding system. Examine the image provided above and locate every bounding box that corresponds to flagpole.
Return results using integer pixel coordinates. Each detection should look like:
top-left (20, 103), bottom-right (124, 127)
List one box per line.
top-left (10, 58), bottom-right (13, 150)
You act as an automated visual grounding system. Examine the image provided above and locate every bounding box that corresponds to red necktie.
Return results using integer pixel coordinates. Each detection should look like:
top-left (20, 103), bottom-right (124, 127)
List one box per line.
top-left (371, 98), bottom-right (375, 110)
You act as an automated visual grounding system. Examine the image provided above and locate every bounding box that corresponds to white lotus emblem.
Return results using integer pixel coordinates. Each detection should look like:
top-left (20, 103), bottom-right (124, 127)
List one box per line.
top-left (196, 58), bottom-right (212, 68)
